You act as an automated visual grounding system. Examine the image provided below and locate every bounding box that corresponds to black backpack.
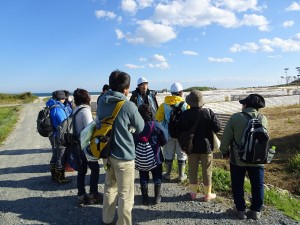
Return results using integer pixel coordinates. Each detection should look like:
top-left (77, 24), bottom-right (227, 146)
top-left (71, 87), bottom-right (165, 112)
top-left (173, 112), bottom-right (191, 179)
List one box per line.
top-left (168, 101), bottom-right (185, 138)
top-left (235, 112), bottom-right (269, 164)
top-left (36, 105), bottom-right (60, 137)
top-left (55, 107), bottom-right (85, 147)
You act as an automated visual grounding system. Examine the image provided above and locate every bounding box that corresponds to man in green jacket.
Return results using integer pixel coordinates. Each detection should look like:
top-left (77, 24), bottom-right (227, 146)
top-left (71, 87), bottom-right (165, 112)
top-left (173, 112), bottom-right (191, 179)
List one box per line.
top-left (220, 94), bottom-right (268, 220)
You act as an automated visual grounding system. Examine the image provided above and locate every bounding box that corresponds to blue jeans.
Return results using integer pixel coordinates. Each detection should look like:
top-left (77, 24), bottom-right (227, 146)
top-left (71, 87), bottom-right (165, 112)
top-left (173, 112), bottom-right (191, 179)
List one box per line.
top-left (230, 163), bottom-right (264, 212)
top-left (77, 152), bottom-right (100, 196)
top-left (139, 164), bottom-right (162, 186)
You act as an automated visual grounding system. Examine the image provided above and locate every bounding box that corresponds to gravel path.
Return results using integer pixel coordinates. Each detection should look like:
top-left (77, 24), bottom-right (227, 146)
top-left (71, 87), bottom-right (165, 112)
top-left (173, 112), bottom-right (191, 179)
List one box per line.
top-left (0, 102), bottom-right (298, 225)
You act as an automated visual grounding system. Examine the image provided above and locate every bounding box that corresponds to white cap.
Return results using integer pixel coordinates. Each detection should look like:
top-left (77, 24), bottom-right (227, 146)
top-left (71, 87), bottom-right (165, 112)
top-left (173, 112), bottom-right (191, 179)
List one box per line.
top-left (137, 77), bottom-right (148, 86)
top-left (170, 82), bottom-right (183, 93)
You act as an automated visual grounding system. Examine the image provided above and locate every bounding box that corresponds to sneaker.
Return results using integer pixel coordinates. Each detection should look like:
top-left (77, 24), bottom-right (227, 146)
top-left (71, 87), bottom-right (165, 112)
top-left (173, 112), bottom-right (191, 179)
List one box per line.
top-left (237, 210), bottom-right (247, 220)
top-left (88, 192), bottom-right (103, 204)
top-left (249, 211), bottom-right (261, 220)
top-left (78, 194), bottom-right (89, 207)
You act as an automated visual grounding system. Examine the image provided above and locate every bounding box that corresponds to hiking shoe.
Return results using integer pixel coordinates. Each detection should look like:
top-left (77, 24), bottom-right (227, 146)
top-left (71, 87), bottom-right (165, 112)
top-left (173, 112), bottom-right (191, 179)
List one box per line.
top-left (88, 192), bottom-right (103, 204)
top-left (249, 211), bottom-right (261, 220)
top-left (78, 194), bottom-right (89, 207)
top-left (236, 210), bottom-right (247, 220)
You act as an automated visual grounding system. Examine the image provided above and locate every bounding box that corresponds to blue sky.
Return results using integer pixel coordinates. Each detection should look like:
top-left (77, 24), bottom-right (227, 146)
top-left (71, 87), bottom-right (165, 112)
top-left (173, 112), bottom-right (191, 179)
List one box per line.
top-left (0, 0), bottom-right (300, 93)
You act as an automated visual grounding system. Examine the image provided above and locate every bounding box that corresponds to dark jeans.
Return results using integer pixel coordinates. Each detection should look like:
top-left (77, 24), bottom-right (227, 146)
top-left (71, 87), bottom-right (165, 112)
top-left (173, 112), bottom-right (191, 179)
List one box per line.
top-left (139, 164), bottom-right (162, 186)
top-left (53, 138), bottom-right (67, 169)
top-left (49, 135), bottom-right (56, 165)
top-left (230, 163), bottom-right (264, 212)
top-left (77, 152), bottom-right (100, 196)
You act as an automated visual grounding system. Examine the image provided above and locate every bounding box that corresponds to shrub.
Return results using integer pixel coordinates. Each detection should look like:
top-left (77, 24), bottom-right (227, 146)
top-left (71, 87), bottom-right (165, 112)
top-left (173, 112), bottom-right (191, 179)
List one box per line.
top-left (288, 153), bottom-right (300, 173)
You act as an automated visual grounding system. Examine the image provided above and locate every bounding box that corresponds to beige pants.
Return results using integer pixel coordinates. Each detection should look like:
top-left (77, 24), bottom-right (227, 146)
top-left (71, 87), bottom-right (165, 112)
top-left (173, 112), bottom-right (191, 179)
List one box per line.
top-left (188, 153), bottom-right (213, 186)
top-left (102, 157), bottom-right (135, 225)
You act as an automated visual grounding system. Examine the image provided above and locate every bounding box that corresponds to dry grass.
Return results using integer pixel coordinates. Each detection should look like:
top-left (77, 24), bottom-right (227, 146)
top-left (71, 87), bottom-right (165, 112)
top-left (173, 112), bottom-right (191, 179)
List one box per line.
top-left (215, 104), bottom-right (300, 195)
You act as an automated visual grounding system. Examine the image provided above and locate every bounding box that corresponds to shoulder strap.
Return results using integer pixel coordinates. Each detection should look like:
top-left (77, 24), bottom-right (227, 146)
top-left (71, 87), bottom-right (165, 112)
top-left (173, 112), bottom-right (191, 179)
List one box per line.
top-left (241, 111), bottom-right (252, 120)
top-left (111, 100), bottom-right (126, 119)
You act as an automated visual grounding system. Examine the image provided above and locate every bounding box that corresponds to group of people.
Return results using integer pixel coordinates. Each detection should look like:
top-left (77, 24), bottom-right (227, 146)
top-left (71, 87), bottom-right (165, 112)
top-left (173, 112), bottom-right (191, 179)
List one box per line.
top-left (45, 69), bottom-right (268, 225)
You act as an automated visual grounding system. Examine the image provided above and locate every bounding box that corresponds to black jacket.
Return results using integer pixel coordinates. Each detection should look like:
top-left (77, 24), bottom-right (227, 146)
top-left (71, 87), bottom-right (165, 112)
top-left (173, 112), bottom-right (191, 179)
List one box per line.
top-left (178, 107), bottom-right (221, 154)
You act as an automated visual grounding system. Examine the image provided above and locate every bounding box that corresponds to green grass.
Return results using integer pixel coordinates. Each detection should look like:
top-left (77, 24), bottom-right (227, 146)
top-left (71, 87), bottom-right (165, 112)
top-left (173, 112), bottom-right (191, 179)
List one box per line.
top-left (0, 106), bottom-right (21, 144)
top-left (288, 153), bottom-right (300, 173)
top-left (0, 92), bottom-right (38, 104)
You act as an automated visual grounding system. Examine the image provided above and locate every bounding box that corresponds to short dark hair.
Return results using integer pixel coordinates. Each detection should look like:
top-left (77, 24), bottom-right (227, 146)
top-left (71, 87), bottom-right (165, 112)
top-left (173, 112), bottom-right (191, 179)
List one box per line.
top-left (138, 104), bottom-right (152, 121)
top-left (73, 88), bottom-right (91, 106)
top-left (102, 84), bottom-right (109, 92)
top-left (109, 70), bottom-right (130, 92)
top-left (63, 90), bottom-right (70, 98)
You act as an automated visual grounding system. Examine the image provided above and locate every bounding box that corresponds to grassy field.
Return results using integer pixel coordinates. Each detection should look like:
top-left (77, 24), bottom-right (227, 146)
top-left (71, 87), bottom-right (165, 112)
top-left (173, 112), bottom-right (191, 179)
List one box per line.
top-left (0, 106), bottom-right (21, 144)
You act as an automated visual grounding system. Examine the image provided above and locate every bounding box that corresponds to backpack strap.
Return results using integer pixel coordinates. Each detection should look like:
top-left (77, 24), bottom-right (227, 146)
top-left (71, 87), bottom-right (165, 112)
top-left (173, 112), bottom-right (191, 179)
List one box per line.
top-left (96, 100), bottom-right (125, 151)
top-left (112, 100), bottom-right (126, 119)
top-left (146, 121), bottom-right (155, 141)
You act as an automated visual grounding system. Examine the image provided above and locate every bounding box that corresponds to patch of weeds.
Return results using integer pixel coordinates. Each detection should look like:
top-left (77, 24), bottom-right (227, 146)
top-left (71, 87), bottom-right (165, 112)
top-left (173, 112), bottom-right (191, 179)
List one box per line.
top-left (264, 187), bottom-right (300, 221)
top-left (288, 153), bottom-right (300, 173)
top-left (212, 167), bottom-right (231, 193)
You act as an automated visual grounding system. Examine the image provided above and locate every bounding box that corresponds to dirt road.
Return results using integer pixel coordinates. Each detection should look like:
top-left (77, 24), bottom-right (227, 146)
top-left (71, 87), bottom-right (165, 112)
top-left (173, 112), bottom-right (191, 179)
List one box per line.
top-left (0, 102), bottom-right (298, 225)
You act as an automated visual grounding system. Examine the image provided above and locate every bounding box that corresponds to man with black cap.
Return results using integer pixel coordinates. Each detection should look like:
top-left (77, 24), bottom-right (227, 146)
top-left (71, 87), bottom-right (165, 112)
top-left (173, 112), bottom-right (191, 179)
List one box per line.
top-left (46, 90), bottom-right (72, 184)
top-left (220, 94), bottom-right (268, 220)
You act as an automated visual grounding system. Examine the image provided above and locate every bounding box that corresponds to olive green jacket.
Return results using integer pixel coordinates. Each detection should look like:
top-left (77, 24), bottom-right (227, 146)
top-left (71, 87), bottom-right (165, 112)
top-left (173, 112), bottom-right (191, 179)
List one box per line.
top-left (220, 107), bottom-right (268, 167)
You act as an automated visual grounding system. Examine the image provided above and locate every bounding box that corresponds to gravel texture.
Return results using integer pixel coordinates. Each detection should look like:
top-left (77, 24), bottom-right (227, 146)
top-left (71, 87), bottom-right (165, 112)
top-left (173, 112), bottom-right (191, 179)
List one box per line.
top-left (0, 101), bottom-right (299, 225)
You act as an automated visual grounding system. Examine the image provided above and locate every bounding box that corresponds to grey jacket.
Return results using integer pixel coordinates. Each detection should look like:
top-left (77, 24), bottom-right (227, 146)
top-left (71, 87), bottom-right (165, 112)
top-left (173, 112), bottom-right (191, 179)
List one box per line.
top-left (97, 90), bottom-right (144, 160)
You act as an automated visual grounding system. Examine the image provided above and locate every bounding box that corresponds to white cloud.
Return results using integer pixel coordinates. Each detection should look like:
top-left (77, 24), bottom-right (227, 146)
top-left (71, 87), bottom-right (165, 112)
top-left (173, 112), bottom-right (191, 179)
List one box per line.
top-left (121, 0), bottom-right (138, 14)
top-left (268, 55), bottom-right (282, 59)
top-left (95, 10), bottom-right (117, 19)
top-left (153, 0), bottom-right (238, 28)
top-left (151, 54), bottom-right (166, 62)
top-left (115, 29), bottom-right (125, 39)
top-left (230, 35), bottom-right (300, 53)
top-left (239, 14), bottom-right (270, 31)
top-left (138, 0), bottom-right (153, 9)
top-left (295, 33), bottom-right (300, 39)
top-left (147, 54), bottom-right (169, 69)
top-left (124, 63), bottom-right (144, 69)
top-left (215, 0), bottom-right (260, 12)
top-left (230, 42), bottom-right (261, 53)
top-left (285, 2), bottom-right (300, 11)
top-left (182, 50), bottom-right (198, 56)
top-left (208, 57), bottom-right (234, 62)
top-left (148, 61), bottom-right (169, 69)
top-left (282, 20), bottom-right (294, 28)
top-left (126, 20), bottom-right (176, 46)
